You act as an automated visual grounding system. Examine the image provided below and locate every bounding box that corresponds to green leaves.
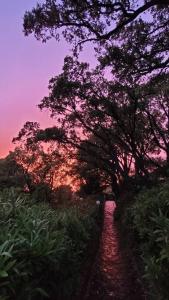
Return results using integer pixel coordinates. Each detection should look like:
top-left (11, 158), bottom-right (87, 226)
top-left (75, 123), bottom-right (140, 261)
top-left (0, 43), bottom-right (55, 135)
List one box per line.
top-left (0, 192), bottom-right (98, 300)
top-left (126, 181), bottom-right (169, 299)
top-left (0, 271), bottom-right (8, 278)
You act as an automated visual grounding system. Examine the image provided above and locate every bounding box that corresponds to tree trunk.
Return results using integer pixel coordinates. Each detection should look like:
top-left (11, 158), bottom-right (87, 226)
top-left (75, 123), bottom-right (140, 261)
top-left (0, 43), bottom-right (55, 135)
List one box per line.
top-left (111, 174), bottom-right (119, 199)
top-left (166, 143), bottom-right (169, 168)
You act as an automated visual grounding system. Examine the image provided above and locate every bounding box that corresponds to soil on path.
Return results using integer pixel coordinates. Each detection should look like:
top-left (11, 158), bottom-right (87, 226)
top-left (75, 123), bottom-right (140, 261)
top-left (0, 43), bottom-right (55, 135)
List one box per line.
top-left (85, 201), bottom-right (146, 300)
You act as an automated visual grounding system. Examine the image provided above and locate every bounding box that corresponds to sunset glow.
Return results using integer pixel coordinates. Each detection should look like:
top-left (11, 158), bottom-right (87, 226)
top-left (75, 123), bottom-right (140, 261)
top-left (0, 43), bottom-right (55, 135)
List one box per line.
top-left (0, 0), bottom-right (95, 158)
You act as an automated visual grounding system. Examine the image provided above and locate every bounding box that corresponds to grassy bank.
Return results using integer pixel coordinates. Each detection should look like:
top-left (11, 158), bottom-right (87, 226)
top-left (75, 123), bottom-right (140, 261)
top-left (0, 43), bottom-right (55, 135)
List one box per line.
top-left (116, 181), bottom-right (169, 300)
top-left (0, 189), bottom-right (100, 300)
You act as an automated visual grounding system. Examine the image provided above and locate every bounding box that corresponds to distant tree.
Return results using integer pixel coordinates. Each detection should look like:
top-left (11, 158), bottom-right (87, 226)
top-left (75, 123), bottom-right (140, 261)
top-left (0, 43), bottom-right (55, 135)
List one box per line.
top-left (13, 122), bottom-right (64, 190)
top-left (12, 121), bottom-right (81, 193)
top-left (0, 152), bottom-right (28, 190)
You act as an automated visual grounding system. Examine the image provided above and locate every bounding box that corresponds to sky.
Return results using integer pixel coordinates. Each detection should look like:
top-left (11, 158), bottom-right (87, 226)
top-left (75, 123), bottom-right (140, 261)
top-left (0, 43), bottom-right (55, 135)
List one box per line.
top-left (0, 0), bottom-right (95, 158)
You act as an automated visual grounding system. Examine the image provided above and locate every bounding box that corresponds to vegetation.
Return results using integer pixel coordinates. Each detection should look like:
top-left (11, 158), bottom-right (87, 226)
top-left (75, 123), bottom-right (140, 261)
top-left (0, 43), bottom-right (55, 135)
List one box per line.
top-left (0, 188), bottom-right (99, 300)
top-left (23, 0), bottom-right (168, 49)
top-left (0, 153), bottom-right (28, 191)
top-left (123, 181), bottom-right (169, 299)
top-left (1, 1), bottom-right (169, 298)
top-left (13, 0), bottom-right (168, 197)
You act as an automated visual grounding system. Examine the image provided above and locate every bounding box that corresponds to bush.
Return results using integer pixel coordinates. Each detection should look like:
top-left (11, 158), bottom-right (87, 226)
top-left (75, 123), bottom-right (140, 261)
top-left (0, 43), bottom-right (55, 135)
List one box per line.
top-left (31, 182), bottom-right (52, 203)
top-left (52, 185), bottom-right (72, 206)
top-left (125, 181), bottom-right (169, 300)
top-left (0, 189), bottom-right (98, 300)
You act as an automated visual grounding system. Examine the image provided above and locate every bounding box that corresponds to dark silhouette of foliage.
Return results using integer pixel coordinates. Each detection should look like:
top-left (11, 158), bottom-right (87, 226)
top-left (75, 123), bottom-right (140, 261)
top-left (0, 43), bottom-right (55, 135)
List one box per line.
top-left (12, 123), bottom-right (66, 195)
top-left (19, 0), bottom-right (169, 196)
top-left (23, 0), bottom-right (169, 52)
top-left (0, 152), bottom-right (29, 190)
top-left (29, 56), bottom-right (164, 195)
top-left (53, 184), bottom-right (72, 205)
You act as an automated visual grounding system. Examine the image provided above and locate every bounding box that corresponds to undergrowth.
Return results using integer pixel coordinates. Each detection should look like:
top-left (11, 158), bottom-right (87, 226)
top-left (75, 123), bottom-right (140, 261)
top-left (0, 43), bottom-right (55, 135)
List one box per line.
top-left (0, 188), bottom-right (99, 300)
top-left (124, 181), bottom-right (169, 300)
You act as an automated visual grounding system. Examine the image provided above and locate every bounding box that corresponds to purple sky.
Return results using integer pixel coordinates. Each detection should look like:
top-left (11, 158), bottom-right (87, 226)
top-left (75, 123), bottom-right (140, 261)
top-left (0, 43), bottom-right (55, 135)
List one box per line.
top-left (0, 0), bottom-right (95, 158)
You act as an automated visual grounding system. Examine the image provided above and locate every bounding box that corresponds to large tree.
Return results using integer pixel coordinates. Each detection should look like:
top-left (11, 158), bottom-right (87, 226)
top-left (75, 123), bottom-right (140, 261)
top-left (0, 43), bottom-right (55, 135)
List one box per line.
top-left (16, 57), bottom-right (162, 196)
top-left (19, 0), bottom-right (169, 196)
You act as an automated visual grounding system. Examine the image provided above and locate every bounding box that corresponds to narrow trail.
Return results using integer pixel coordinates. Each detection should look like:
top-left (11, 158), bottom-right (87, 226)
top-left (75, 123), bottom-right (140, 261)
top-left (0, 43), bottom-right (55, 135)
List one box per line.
top-left (85, 201), bottom-right (145, 300)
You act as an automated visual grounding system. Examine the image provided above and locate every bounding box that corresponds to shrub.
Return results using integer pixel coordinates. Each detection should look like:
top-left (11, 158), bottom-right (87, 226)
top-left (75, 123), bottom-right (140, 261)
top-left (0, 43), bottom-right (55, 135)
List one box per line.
top-left (0, 189), bottom-right (98, 300)
top-left (125, 181), bottom-right (169, 300)
top-left (53, 185), bottom-right (72, 206)
top-left (31, 182), bottom-right (52, 203)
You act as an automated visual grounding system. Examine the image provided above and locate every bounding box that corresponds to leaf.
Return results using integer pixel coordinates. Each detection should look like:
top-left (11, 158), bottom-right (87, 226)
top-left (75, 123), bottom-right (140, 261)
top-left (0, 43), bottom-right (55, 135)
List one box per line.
top-left (0, 271), bottom-right (8, 278)
top-left (35, 288), bottom-right (49, 298)
top-left (5, 260), bottom-right (16, 271)
top-left (1, 252), bottom-right (12, 258)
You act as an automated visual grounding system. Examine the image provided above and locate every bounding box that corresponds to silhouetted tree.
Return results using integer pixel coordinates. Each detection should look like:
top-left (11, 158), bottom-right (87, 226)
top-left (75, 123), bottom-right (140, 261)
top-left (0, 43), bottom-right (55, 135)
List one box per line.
top-left (20, 0), bottom-right (169, 196)
top-left (16, 58), bottom-right (161, 196)
top-left (23, 0), bottom-right (169, 53)
top-left (0, 152), bottom-right (29, 190)
top-left (13, 122), bottom-right (64, 191)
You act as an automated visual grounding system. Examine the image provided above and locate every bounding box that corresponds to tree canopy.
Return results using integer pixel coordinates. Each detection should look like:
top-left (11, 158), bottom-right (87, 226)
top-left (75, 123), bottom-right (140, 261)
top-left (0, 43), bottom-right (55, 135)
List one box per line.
top-left (23, 0), bottom-right (169, 47)
top-left (14, 0), bottom-right (169, 197)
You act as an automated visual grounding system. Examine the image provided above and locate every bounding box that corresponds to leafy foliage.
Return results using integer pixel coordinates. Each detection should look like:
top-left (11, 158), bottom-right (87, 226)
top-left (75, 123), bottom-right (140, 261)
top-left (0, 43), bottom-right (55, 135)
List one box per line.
top-left (13, 0), bottom-right (168, 198)
top-left (23, 0), bottom-right (169, 52)
top-left (125, 182), bottom-right (169, 299)
top-left (17, 2), bottom-right (169, 299)
top-left (0, 189), bottom-right (99, 300)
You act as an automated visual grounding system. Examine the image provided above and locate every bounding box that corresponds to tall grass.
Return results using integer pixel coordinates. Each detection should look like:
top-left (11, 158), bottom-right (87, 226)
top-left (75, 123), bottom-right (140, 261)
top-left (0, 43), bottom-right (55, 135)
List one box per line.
top-left (0, 188), bottom-right (99, 300)
top-left (125, 182), bottom-right (169, 300)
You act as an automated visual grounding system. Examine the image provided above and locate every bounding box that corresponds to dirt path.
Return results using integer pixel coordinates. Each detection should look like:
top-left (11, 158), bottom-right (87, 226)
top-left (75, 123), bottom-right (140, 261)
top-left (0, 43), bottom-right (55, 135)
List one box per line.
top-left (85, 201), bottom-right (146, 300)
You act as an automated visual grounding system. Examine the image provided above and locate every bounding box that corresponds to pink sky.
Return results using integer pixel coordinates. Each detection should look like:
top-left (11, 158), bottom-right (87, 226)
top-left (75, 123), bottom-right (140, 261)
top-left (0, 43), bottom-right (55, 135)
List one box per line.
top-left (0, 0), bottom-right (95, 158)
